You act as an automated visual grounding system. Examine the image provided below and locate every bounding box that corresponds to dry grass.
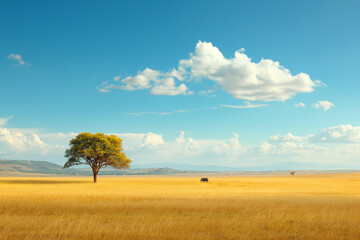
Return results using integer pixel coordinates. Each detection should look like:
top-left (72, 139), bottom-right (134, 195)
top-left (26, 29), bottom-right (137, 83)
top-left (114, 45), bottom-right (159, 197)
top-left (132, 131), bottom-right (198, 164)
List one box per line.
top-left (1, 174), bottom-right (360, 240)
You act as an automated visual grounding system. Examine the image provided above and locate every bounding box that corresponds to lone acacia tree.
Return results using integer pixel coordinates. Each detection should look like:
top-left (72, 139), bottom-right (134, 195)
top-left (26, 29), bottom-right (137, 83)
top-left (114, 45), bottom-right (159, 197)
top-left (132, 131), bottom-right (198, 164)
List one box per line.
top-left (64, 132), bottom-right (132, 183)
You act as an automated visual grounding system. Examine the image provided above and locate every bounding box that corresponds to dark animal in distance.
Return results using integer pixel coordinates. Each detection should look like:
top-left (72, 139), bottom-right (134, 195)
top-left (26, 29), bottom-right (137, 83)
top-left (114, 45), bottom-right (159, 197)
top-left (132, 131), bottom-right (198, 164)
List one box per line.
top-left (200, 178), bottom-right (208, 182)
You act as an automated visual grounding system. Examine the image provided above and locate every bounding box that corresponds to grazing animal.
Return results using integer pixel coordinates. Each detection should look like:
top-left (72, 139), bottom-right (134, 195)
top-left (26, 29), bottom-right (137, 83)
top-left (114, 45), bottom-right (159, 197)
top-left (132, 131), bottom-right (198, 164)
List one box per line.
top-left (290, 171), bottom-right (296, 176)
top-left (200, 177), bottom-right (208, 182)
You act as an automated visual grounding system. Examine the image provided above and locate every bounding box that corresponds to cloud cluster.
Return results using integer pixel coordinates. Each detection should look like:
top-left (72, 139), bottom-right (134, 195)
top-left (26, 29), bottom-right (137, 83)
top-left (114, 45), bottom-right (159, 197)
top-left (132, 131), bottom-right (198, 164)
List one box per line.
top-left (293, 100), bottom-right (335, 110)
top-left (269, 124), bottom-right (360, 143)
top-left (0, 128), bottom-right (50, 155)
top-left (269, 133), bottom-right (307, 142)
top-left (98, 41), bottom-right (323, 102)
top-left (3, 124), bottom-right (360, 167)
top-left (310, 124), bottom-right (360, 143)
top-left (115, 132), bottom-right (165, 150)
top-left (180, 42), bottom-right (320, 101)
top-left (97, 68), bottom-right (192, 96)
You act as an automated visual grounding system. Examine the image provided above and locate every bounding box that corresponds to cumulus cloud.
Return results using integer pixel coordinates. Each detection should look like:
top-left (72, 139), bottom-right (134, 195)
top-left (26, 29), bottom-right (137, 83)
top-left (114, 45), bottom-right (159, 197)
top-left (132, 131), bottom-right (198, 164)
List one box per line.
top-left (295, 102), bottom-right (306, 108)
top-left (150, 78), bottom-right (190, 96)
top-left (116, 132), bottom-right (165, 150)
top-left (38, 132), bottom-right (78, 147)
top-left (309, 124), bottom-right (360, 143)
top-left (0, 128), bottom-right (50, 155)
top-left (313, 100), bottom-right (335, 111)
top-left (0, 115), bottom-right (13, 126)
top-left (98, 68), bottom-right (192, 96)
top-left (252, 141), bottom-right (326, 157)
top-left (4, 124), bottom-right (360, 167)
top-left (98, 41), bottom-right (323, 102)
top-left (181, 41), bottom-right (321, 102)
top-left (269, 133), bottom-right (308, 142)
top-left (124, 129), bottom-right (360, 166)
top-left (7, 54), bottom-right (27, 65)
top-left (269, 125), bottom-right (360, 144)
top-left (117, 131), bottom-right (242, 160)
top-left (129, 132), bottom-right (244, 165)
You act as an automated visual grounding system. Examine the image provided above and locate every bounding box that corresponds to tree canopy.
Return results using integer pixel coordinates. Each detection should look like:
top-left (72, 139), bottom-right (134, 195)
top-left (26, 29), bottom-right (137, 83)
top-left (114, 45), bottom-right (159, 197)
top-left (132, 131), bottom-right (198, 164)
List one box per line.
top-left (64, 132), bottom-right (131, 182)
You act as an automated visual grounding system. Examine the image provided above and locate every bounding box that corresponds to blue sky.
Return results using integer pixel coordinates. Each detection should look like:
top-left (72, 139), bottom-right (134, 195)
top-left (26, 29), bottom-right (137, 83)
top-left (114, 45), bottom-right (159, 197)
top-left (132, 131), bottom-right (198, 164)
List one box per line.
top-left (1, 0), bottom-right (360, 168)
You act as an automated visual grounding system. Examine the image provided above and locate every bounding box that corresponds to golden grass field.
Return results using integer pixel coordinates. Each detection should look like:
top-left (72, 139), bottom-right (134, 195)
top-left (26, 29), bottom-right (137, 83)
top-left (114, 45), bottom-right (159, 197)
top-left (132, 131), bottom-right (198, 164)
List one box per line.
top-left (1, 174), bottom-right (360, 240)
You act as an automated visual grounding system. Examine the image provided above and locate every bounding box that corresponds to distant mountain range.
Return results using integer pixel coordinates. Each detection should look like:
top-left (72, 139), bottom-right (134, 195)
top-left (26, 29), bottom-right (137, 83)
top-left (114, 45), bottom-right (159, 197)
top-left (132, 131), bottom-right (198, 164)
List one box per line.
top-left (133, 162), bottom-right (360, 171)
top-left (1, 159), bottom-right (359, 176)
top-left (0, 160), bottom-right (208, 176)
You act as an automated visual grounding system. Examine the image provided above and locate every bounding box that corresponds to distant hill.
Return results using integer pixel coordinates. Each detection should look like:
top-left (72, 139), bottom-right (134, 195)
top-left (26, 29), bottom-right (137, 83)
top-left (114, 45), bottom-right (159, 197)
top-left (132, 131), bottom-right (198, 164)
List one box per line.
top-left (0, 160), bottom-right (81, 175)
top-left (133, 162), bottom-right (360, 171)
top-left (0, 160), bottom-right (209, 176)
top-left (1, 160), bottom-right (359, 177)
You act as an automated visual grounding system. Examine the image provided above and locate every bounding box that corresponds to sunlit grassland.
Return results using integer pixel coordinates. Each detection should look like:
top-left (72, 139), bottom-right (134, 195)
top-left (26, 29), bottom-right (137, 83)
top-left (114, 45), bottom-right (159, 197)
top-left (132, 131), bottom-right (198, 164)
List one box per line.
top-left (1, 174), bottom-right (360, 240)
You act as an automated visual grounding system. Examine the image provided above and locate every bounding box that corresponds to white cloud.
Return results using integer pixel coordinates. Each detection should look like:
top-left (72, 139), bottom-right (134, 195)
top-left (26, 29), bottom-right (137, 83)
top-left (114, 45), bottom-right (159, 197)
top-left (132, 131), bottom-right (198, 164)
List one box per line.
top-left (97, 41), bottom-right (322, 102)
top-left (199, 89), bottom-right (216, 97)
top-left (0, 115), bottom-right (13, 126)
top-left (116, 132), bottom-right (165, 149)
top-left (98, 68), bottom-right (192, 96)
top-left (309, 124), bottom-right (360, 143)
top-left (269, 125), bottom-right (360, 144)
top-left (126, 109), bottom-right (188, 116)
top-left (314, 80), bottom-right (327, 87)
top-left (257, 142), bottom-right (273, 154)
top-left (132, 132), bottom-right (244, 163)
top-left (220, 102), bottom-right (267, 109)
top-left (295, 102), bottom-right (306, 108)
top-left (4, 124), bottom-right (360, 168)
top-left (125, 106), bottom-right (220, 116)
top-left (269, 133), bottom-right (308, 142)
top-left (252, 141), bottom-right (327, 158)
top-left (312, 100), bottom-right (335, 111)
top-left (150, 78), bottom-right (191, 96)
top-left (96, 81), bottom-right (110, 92)
top-left (0, 128), bottom-right (50, 155)
top-left (38, 132), bottom-right (78, 146)
top-left (181, 41), bottom-right (322, 101)
top-left (7, 54), bottom-right (27, 65)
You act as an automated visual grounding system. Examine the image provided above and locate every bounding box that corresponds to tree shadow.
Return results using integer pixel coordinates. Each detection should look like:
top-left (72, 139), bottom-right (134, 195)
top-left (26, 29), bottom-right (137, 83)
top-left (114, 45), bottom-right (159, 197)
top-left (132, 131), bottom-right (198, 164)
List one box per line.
top-left (0, 180), bottom-right (88, 184)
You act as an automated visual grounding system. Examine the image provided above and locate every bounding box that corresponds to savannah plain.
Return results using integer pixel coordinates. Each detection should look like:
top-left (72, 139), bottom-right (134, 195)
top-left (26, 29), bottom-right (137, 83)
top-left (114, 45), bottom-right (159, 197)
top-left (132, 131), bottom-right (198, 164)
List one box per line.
top-left (1, 174), bottom-right (360, 240)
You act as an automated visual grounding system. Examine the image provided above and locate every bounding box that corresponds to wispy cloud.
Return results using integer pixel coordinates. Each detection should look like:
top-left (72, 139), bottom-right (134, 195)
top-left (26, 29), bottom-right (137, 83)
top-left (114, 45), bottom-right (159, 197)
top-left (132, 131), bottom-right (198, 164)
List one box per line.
top-left (220, 102), bottom-right (267, 109)
top-left (199, 89), bottom-right (216, 98)
top-left (7, 54), bottom-right (29, 66)
top-left (125, 106), bottom-right (219, 116)
top-left (0, 115), bottom-right (14, 126)
top-left (125, 109), bottom-right (190, 116)
top-left (295, 102), bottom-right (306, 108)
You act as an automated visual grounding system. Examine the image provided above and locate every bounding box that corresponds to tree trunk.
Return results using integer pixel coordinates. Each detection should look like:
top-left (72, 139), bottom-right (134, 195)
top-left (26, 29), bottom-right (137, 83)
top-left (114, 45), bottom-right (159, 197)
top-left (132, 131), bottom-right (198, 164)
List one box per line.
top-left (93, 173), bottom-right (97, 183)
top-left (92, 169), bottom-right (98, 183)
